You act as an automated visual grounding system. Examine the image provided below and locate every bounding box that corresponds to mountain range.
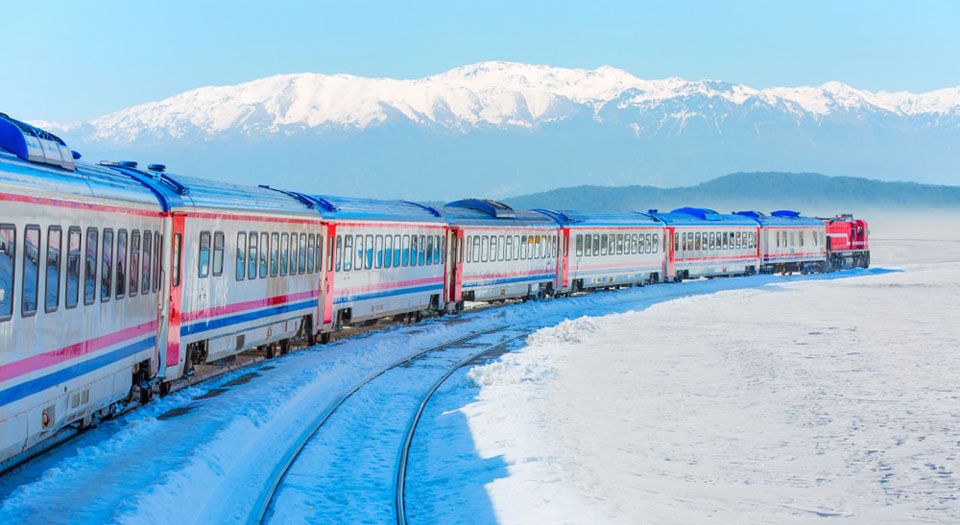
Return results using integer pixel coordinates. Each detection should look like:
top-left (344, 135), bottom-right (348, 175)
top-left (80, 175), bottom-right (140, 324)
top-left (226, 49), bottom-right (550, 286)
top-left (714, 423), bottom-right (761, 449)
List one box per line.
top-left (500, 172), bottom-right (960, 216)
top-left (35, 61), bottom-right (960, 200)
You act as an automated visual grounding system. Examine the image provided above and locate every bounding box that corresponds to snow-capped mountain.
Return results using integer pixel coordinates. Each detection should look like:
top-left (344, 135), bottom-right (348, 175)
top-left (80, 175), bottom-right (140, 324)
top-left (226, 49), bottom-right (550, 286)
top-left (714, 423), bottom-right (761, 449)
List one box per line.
top-left (40, 62), bottom-right (960, 199)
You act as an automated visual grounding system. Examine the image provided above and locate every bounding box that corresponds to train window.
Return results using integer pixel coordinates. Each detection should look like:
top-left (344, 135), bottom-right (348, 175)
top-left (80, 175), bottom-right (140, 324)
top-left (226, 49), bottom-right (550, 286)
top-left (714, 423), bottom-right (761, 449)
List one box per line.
top-left (129, 231), bottom-right (140, 295)
top-left (588, 234), bottom-right (596, 256)
top-left (335, 235), bottom-right (343, 271)
top-left (290, 232), bottom-right (300, 275)
top-left (383, 235), bottom-right (393, 268)
top-left (260, 233), bottom-right (269, 277)
top-left (143, 231), bottom-right (152, 290)
top-left (363, 234), bottom-right (372, 270)
top-left (66, 227), bottom-right (81, 308)
top-left (236, 232), bottom-right (247, 280)
top-left (813, 230), bottom-right (819, 246)
top-left (374, 235), bottom-right (383, 269)
top-left (198, 231), bottom-right (211, 278)
top-left (574, 235), bottom-right (583, 257)
top-left (279, 233), bottom-right (288, 276)
top-left (799, 231), bottom-right (805, 247)
top-left (436, 235), bottom-right (443, 264)
top-left (115, 230), bottom-right (128, 298)
top-left (172, 233), bottom-right (182, 288)
top-left (517, 235), bottom-right (525, 260)
top-left (653, 233), bottom-right (659, 253)
top-left (414, 235), bottom-right (423, 266)
top-left (213, 232), bottom-right (225, 277)
top-left (400, 235), bottom-right (409, 266)
top-left (298, 233), bottom-right (307, 274)
top-left (307, 234), bottom-right (316, 273)
top-left (423, 235), bottom-right (432, 265)
top-left (393, 235), bottom-right (401, 267)
top-left (504, 235), bottom-right (513, 260)
top-left (100, 229), bottom-right (114, 302)
top-left (342, 235), bottom-right (353, 271)
top-left (484, 236), bottom-right (495, 264)
top-left (270, 233), bottom-right (279, 276)
top-left (326, 235), bottom-right (334, 272)
top-left (0, 225), bottom-right (14, 320)
top-left (478, 235), bottom-right (487, 262)
top-left (354, 235), bottom-right (363, 271)
top-left (83, 228), bottom-right (98, 304)
top-left (639, 233), bottom-right (646, 253)
top-left (21, 225), bottom-right (40, 316)
top-left (45, 226), bottom-right (62, 312)
top-left (468, 235), bottom-right (477, 263)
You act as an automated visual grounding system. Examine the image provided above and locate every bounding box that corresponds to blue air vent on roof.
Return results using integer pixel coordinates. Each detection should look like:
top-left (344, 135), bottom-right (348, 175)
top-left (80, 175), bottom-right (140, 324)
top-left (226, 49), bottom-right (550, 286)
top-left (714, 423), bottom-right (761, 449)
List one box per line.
top-left (532, 209), bottom-right (573, 223)
top-left (0, 113), bottom-right (76, 170)
top-left (733, 210), bottom-right (765, 218)
top-left (671, 207), bottom-right (722, 221)
top-left (770, 210), bottom-right (801, 217)
top-left (445, 199), bottom-right (517, 218)
top-left (403, 201), bottom-right (442, 217)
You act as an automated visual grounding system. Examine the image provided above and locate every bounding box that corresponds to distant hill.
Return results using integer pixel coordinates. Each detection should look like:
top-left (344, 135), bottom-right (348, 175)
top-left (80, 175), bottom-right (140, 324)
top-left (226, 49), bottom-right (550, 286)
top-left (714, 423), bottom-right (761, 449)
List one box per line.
top-left (500, 172), bottom-right (960, 215)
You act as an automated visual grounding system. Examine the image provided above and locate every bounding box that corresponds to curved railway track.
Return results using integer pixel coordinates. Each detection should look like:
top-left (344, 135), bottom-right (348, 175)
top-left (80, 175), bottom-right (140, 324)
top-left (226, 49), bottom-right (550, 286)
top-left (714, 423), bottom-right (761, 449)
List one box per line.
top-left (251, 325), bottom-right (529, 524)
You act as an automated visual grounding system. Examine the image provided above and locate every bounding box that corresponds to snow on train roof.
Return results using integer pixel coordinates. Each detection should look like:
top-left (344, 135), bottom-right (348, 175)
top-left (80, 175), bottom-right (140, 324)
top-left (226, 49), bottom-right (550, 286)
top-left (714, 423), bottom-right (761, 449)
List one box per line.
top-left (442, 199), bottom-right (557, 227)
top-left (0, 150), bottom-right (162, 208)
top-left (649, 207), bottom-right (758, 226)
top-left (733, 210), bottom-right (824, 227)
top-left (307, 194), bottom-right (447, 223)
top-left (101, 164), bottom-right (318, 215)
top-left (533, 209), bottom-right (661, 227)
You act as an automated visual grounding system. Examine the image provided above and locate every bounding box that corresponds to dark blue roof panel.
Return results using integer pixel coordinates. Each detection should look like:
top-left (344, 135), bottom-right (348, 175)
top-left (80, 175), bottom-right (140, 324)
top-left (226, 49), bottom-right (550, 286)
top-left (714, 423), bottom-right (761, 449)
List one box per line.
top-left (442, 201), bottom-right (557, 228)
top-left (650, 207), bottom-right (758, 226)
top-left (310, 194), bottom-right (447, 223)
top-left (534, 209), bottom-right (661, 228)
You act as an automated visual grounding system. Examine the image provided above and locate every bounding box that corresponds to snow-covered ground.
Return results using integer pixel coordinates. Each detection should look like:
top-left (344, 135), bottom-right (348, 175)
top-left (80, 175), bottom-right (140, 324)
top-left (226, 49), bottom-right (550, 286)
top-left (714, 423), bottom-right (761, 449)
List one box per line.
top-left (0, 236), bottom-right (949, 524)
top-left (426, 237), bottom-right (958, 524)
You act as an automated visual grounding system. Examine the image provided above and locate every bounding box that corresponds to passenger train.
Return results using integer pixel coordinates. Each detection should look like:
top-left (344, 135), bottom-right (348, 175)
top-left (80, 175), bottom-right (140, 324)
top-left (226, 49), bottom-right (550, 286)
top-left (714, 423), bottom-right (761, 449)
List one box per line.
top-left (0, 113), bottom-right (871, 466)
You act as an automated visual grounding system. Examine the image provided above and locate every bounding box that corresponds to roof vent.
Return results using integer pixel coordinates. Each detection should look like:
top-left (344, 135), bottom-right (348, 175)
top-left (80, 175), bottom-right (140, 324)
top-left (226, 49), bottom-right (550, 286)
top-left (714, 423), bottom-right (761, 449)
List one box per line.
top-left (403, 200), bottom-right (442, 217)
top-left (147, 164), bottom-right (166, 172)
top-left (733, 210), bottom-right (765, 218)
top-left (0, 113), bottom-right (76, 170)
top-left (445, 198), bottom-right (517, 218)
top-left (118, 160), bottom-right (138, 168)
top-left (770, 210), bottom-right (801, 218)
top-left (671, 207), bottom-right (721, 221)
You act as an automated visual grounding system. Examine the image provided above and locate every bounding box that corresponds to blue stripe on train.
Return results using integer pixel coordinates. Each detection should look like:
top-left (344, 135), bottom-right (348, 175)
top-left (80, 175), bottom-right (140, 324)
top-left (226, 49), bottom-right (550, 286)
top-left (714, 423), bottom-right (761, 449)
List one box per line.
top-left (180, 299), bottom-right (317, 337)
top-left (0, 337), bottom-right (156, 407)
top-left (333, 284), bottom-right (443, 305)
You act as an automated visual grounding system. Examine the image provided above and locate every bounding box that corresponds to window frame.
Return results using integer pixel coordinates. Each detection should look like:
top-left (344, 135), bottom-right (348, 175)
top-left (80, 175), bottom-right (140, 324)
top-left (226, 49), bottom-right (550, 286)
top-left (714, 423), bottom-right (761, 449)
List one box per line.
top-left (198, 231), bottom-right (211, 278)
top-left (212, 231), bottom-right (224, 277)
top-left (45, 225), bottom-right (62, 313)
top-left (66, 226), bottom-right (81, 309)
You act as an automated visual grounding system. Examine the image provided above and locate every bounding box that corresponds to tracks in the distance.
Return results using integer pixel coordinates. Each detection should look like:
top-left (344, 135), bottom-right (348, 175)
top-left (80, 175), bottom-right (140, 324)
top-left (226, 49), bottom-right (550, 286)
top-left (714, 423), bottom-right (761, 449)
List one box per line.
top-left (252, 325), bottom-right (527, 524)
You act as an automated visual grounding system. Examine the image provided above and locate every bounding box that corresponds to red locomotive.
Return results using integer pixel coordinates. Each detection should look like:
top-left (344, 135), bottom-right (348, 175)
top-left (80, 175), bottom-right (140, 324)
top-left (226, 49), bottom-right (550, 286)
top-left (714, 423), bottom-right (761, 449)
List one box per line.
top-left (823, 214), bottom-right (870, 269)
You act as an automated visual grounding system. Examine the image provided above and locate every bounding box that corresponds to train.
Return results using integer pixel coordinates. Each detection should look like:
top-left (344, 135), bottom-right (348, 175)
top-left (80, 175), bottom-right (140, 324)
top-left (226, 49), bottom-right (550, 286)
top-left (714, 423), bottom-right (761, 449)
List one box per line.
top-left (0, 113), bottom-right (871, 466)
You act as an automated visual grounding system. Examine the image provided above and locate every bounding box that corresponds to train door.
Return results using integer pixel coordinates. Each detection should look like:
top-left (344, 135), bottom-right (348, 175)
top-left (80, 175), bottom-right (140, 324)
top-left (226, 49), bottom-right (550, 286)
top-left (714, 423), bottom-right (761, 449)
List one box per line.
top-left (558, 227), bottom-right (570, 291)
top-left (444, 227), bottom-right (463, 307)
top-left (665, 227), bottom-right (675, 281)
top-left (161, 213), bottom-right (185, 380)
top-left (321, 223), bottom-right (336, 329)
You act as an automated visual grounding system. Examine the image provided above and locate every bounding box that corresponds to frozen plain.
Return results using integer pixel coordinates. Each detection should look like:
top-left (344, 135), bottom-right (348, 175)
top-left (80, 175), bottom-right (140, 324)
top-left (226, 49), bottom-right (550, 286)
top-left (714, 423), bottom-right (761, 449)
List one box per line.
top-left (441, 237), bottom-right (959, 524)
top-left (0, 236), bottom-right (952, 524)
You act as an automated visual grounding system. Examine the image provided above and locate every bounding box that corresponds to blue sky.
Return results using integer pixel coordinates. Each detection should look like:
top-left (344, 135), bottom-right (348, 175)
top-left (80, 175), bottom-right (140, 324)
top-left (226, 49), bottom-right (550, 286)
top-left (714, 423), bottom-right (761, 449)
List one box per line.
top-left (3, 0), bottom-right (959, 122)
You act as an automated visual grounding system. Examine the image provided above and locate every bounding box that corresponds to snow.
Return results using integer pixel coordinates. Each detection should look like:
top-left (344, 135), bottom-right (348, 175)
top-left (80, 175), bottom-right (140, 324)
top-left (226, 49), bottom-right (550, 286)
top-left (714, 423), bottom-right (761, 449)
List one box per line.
top-left (0, 235), bottom-right (954, 524)
top-left (443, 238), bottom-right (960, 524)
top-left (42, 62), bottom-right (960, 142)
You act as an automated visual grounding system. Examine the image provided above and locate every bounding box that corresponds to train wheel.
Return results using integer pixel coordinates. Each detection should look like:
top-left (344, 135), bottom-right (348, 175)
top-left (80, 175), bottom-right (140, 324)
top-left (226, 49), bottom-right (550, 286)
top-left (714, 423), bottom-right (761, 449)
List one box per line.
top-left (266, 344), bottom-right (277, 359)
top-left (159, 381), bottom-right (172, 397)
top-left (138, 385), bottom-right (154, 405)
top-left (320, 332), bottom-right (331, 344)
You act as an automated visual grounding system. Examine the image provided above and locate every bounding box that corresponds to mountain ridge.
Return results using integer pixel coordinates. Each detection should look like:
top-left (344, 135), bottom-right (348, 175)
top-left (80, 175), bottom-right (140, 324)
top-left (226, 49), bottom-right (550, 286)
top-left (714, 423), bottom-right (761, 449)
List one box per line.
top-left (28, 61), bottom-right (960, 199)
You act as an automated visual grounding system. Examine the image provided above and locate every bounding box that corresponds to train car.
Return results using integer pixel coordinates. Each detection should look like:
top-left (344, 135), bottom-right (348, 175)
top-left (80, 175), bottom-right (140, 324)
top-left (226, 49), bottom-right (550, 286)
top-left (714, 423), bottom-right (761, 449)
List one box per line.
top-left (649, 207), bottom-right (760, 280)
top-left (734, 210), bottom-right (827, 274)
top-left (307, 194), bottom-right (449, 329)
top-left (0, 116), bottom-right (164, 465)
top-left (534, 209), bottom-right (666, 292)
top-left (442, 199), bottom-right (559, 302)
top-left (823, 214), bottom-right (870, 269)
top-left (104, 165), bottom-right (323, 386)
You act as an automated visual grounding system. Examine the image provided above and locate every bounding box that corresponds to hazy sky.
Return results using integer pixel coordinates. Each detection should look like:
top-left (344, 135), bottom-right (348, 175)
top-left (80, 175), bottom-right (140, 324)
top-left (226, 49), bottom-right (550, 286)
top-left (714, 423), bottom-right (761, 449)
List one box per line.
top-left (4, 0), bottom-right (959, 122)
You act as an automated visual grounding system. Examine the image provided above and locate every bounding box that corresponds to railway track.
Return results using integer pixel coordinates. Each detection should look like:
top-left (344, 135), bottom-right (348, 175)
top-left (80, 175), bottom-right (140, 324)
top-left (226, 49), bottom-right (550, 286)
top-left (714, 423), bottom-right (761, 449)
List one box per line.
top-left (251, 325), bottom-right (530, 524)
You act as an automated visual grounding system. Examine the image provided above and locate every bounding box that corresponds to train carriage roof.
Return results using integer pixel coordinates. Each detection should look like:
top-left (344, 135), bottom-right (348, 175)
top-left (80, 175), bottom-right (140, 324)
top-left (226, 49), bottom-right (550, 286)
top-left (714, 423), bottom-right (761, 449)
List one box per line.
top-left (533, 209), bottom-right (661, 228)
top-left (648, 207), bottom-right (758, 226)
top-left (442, 199), bottom-right (558, 228)
top-left (302, 194), bottom-right (447, 223)
top-left (733, 210), bottom-right (824, 227)
top-left (0, 150), bottom-right (163, 208)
